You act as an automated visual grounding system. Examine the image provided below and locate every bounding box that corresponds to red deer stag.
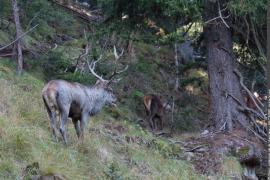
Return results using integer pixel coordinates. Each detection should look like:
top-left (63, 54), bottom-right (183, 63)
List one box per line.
top-left (143, 94), bottom-right (169, 131)
top-left (42, 46), bottom-right (128, 144)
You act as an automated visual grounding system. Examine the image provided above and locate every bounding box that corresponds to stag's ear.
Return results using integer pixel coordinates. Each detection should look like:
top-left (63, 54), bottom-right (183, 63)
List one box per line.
top-left (95, 79), bottom-right (109, 88)
top-left (106, 86), bottom-right (113, 92)
top-left (95, 79), bottom-right (102, 85)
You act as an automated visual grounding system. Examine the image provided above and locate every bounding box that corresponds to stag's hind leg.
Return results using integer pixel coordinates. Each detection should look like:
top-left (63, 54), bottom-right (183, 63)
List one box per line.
top-left (155, 116), bottom-right (163, 131)
top-left (160, 117), bottom-right (164, 130)
top-left (43, 97), bottom-right (58, 141)
top-left (48, 111), bottom-right (57, 141)
top-left (49, 111), bottom-right (58, 141)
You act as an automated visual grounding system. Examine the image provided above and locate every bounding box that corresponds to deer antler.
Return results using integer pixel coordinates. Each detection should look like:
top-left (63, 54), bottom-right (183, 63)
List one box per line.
top-left (87, 55), bottom-right (107, 82)
top-left (113, 45), bottom-right (124, 60)
top-left (108, 65), bottom-right (129, 81)
top-left (87, 45), bottom-right (128, 83)
top-left (108, 45), bottom-right (128, 82)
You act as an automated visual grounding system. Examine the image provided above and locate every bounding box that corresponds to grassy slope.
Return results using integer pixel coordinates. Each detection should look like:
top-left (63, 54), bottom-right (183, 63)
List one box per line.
top-left (0, 60), bottom-right (207, 179)
top-left (0, 4), bottom-right (242, 179)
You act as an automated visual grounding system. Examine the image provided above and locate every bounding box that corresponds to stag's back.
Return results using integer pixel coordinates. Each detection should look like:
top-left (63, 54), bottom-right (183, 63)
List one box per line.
top-left (143, 94), bottom-right (164, 116)
top-left (42, 80), bottom-right (116, 116)
top-left (42, 80), bottom-right (87, 111)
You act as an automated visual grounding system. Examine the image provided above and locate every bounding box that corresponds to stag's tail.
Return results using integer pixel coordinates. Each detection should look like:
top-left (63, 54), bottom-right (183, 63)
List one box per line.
top-left (42, 88), bottom-right (59, 113)
top-left (42, 87), bottom-right (59, 140)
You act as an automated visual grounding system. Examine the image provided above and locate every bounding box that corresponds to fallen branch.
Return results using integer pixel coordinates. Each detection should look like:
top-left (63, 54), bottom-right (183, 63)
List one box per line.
top-left (222, 80), bottom-right (267, 141)
top-left (238, 106), bottom-right (267, 137)
top-left (234, 69), bottom-right (266, 119)
top-left (184, 145), bottom-right (207, 153)
top-left (154, 131), bottom-right (170, 136)
top-left (226, 91), bottom-right (265, 120)
top-left (236, 116), bottom-right (266, 143)
top-left (168, 139), bottom-right (186, 145)
top-left (0, 24), bottom-right (39, 51)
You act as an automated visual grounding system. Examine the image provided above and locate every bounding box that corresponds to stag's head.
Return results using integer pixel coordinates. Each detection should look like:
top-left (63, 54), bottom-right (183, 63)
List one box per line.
top-left (87, 46), bottom-right (128, 107)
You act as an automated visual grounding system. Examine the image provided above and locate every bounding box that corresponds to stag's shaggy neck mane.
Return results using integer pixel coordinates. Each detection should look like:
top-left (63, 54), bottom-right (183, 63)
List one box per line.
top-left (84, 87), bottom-right (111, 116)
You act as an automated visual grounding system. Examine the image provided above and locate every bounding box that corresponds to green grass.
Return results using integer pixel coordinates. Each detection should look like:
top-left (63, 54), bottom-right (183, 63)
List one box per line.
top-left (0, 61), bottom-right (208, 179)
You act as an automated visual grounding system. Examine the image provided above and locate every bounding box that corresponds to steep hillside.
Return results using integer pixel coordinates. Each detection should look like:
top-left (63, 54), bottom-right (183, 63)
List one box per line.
top-left (0, 59), bottom-right (244, 179)
top-left (0, 59), bottom-right (193, 179)
top-left (0, 0), bottom-right (265, 179)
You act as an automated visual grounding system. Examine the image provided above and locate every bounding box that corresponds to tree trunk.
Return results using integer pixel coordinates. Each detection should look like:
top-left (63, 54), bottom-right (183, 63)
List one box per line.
top-left (12, 0), bottom-right (23, 75)
top-left (174, 43), bottom-right (180, 91)
top-left (203, 0), bottom-right (249, 131)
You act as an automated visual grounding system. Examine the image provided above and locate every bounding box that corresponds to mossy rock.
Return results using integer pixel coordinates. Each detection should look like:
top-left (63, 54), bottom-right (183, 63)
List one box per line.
top-left (236, 146), bottom-right (250, 157)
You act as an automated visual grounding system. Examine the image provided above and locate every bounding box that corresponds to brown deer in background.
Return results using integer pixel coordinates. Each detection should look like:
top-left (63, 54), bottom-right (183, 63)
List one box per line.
top-left (243, 91), bottom-right (266, 112)
top-left (143, 94), bottom-right (168, 131)
top-left (42, 46), bottom-right (128, 144)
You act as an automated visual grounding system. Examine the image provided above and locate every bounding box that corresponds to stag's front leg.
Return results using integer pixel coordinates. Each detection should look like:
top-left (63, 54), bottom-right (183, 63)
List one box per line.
top-left (160, 117), bottom-right (164, 130)
top-left (59, 105), bottom-right (70, 145)
top-left (59, 112), bottom-right (69, 145)
top-left (149, 115), bottom-right (155, 131)
top-left (72, 118), bottom-right (81, 138)
top-left (79, 112), bottom-right (89, 143)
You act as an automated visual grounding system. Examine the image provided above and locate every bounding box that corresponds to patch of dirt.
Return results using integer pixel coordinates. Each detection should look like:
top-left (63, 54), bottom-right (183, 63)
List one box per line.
top-left (103, 123), bottom-right (127, 134)
top-left (178, 128), bottom-right (267, 176)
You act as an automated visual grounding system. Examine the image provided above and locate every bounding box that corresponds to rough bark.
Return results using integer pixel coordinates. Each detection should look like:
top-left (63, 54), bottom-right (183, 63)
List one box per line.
top-left (174, 43), bottom-right (180, 91)
top-left (203, 0), bottom-right (249, 131)
top-left (12, 0), bottom-right (23, 75)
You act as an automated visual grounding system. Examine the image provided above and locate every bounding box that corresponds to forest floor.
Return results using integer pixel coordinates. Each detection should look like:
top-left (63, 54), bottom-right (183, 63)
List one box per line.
top-left (0, 58), bottom-right (246, 180)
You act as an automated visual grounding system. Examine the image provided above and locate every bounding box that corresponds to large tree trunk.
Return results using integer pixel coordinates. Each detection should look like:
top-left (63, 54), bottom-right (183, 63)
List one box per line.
top-left (203, 0), bottom-right (249, 131)
top-left (12, 0), bottom-right (23, 75)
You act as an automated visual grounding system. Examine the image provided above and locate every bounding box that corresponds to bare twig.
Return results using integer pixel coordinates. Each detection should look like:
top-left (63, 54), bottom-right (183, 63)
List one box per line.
top-left (27, 9), bottom-right (43, 29)
top-left (168, 139), bottom-right (185, 145)
top-left (243, 15), bottom-right (250, 45)
top-left (217, 1), bottom-right (230, 28)
top-left (250, 16), bottom-right (266, 60)
top-left (204, 2), bottom-right (230, 28)
top-left (51, 43), bottom-right (58, 50)
top-left (219, 120), bottom-right (227, 131)
top-left (0, 24), bottom-right (39, 51)
top-left (74, 44), bottom-right (90, 73)
top-left (185, 145), bottom-right (207, 152)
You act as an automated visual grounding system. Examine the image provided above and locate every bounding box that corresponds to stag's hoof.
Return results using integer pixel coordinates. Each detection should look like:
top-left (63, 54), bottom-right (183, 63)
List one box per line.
top-left (51, 135), bottom-right (59, 143)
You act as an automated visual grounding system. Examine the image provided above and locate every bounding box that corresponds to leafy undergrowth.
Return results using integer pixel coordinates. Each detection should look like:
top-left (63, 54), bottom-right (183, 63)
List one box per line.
top-left (0, 60), bottom-right (243, 179)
